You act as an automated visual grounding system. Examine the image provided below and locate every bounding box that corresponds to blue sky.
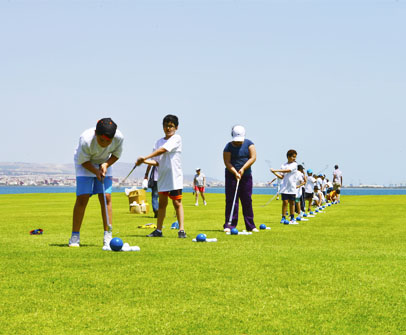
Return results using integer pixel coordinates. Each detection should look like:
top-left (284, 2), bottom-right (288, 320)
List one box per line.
top-left (1, 0), bottom-right (405, 185)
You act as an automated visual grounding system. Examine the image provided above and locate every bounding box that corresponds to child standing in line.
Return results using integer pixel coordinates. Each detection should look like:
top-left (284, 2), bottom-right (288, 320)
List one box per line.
top-left (271, 149), bottom-right (298, 225)
top-left (69, 118), bottom-right (124, 247)
top-left (304, 169), bottom-right (316, 213)
top-left (295, 165), bottom-right (307, 216)
top-left (136, 115), bottom-right (186, 238)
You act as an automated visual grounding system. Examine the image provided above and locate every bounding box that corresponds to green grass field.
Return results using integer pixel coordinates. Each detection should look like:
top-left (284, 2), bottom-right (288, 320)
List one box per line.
top-left (1, 192), bottom-right (405, 335)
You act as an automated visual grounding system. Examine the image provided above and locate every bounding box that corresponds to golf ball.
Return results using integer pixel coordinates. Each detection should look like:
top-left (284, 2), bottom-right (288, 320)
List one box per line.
top-left (196, 233), bottom-right (206, 242)
top-left (259, 224), bottom-right (267, 230)
top-left (230, 228), bottom-right (239, 235)
top-left (110, 237), bottom-right (123, 251)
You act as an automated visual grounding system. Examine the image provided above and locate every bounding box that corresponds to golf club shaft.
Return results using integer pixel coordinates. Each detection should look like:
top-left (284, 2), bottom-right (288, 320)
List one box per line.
top-left (101, 178), bottom-right (113, 231)
top-left (227, 179), bottom-right (240, 226)
top-left (121, 164), bottom-right (136, 184)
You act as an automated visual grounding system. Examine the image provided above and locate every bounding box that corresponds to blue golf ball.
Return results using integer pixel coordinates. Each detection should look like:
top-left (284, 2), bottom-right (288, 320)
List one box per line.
top-left (315, 209), bottom-right (319, 213)
top-left (303, 213), bottom-right (308, 217)
top-left (283, 219), bottom-right (289, 225)
top-left (296, 217), bottom-right (301, 221)
top-left (310, 211), bottom-right (314, 215)
top-left (230, 228), bottom-right (239, 235)
top-left (196, 233), bottom-right (206, 242)
top-left (259, 224), bottom-right (267, 230)
top-left (110, 237), bottom-right (123, 251)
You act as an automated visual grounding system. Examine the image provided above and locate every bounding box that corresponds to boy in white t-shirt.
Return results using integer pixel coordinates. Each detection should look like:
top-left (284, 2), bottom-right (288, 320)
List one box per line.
top-left (136, 115), bottom-right (186, 238)
top-left (69, 118), bottom-right (124, 247)
top-left (271, 149), bottom-right (299, 225)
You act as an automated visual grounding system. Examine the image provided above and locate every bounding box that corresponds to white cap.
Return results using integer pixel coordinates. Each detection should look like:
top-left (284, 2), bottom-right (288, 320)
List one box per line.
top-left (196, 167), bottom-right (201, 171)
top-left (231, 125), bottom-right (245, 141)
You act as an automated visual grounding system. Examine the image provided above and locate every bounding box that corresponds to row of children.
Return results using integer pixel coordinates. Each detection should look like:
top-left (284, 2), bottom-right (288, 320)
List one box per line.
top-left (271, 152), bottom-right (342, 225)
top-left (68, 116), bottom-right (343, 247)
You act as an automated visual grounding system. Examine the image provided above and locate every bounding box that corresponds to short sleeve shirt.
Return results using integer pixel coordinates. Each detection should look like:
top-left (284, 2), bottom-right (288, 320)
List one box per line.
top-left (223, 139), bottom-right (254, 176)
top-left (153, 134), bottom-right (183, 192)
top-left (74, 128), bottom-right (124, 177)
top-left (279, 162), bottom-right (298, 194)
top-left (194, 173), bottom-right (205, 186)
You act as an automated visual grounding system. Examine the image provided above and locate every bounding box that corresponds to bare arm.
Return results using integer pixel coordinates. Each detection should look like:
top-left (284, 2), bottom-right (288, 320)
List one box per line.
top-left (223, 151), bottom-right (241, 180)
top-left (82, 154), bottom-right (119, 181)
top-left (271, 169), bottom-right (284, 180)
top-left (238, 145), bottom-right (256, 177)
top-left (136, 147), bottom-right (167, 167)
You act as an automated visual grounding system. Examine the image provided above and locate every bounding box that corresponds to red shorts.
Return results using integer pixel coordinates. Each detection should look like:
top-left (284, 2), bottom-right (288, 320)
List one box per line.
top-left (194, 186), bottom-right (205, 193)
top-left (159, 189), bottom-right (183, 200)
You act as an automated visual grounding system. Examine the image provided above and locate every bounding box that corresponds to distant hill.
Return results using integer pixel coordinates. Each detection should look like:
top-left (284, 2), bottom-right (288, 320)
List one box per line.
top-left (0, 162), bottom-right (220, 184)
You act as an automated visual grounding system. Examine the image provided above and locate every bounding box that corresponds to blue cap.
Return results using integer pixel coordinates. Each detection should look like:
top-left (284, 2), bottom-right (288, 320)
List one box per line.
top-left (307, 169), bottom-right (313, 174)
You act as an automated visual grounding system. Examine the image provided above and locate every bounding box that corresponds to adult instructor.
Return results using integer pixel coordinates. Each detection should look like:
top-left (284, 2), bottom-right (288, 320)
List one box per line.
top-left (223, 125), bottom-right (258, 232)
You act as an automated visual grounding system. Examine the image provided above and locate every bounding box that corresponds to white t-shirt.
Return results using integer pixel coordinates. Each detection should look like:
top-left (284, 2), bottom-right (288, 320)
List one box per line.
top-left (295, 171), bottom-right (304, 197)
top-left (333, 169), bottom-right (342, 185)
top-left (74, 128), bottom-right (124, 177)
top-left (279, 162), bottom-right (298, 194)
top-left (305, 176), bottom-right (316, 193)
top-left (153, 134), bottom-right (183, 192)
top-left (316, 177), bottom-right (323, 190)
top-left (194, 173), bottom-right (205, 186)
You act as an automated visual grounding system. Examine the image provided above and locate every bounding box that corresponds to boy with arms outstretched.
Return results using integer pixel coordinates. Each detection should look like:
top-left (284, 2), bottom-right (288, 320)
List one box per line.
top-left (69, 118), bottom-right (123, 247)
top-left (271, 149), bottom-right (298, 225)
top-left (136, 115), bottom-right (186, 238)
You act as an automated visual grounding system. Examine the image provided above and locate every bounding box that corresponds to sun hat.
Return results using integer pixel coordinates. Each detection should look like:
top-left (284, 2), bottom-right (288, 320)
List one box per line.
top-left (231, 125), bottom-right (245, 141)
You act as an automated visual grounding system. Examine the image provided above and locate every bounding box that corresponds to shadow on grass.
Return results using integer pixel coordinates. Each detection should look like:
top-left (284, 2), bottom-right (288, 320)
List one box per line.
top-left (49, 243), bottom-right (98, 247)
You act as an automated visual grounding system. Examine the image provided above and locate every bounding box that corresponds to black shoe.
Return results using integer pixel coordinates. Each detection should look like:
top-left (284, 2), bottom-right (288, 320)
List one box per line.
top-left (147, 229), bottom-right (162, 237)
top-left (153, 210), bottom-right (158, 218)
top-left (178, 230), bottom-right (187, 238)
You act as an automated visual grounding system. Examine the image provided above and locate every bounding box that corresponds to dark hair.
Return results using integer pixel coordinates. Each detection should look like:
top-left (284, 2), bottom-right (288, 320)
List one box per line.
top-left (314, 186), bottom-right (319, 190)
top-left (163, 114), bottom-right (179, 127)
top-left (95, 118), bottom-right (117, 138)
top-left (287, 149), bottom-right (297, 158)
top-left (298, 165), bottom-right (304, 171)
top-left (335, 165), bottom-right (339, 169)
top-left (336, 189), bottom-right (341, 194)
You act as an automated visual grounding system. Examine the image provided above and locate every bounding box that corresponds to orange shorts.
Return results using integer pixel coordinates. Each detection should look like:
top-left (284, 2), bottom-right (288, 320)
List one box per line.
top-left (159, 189), bottom-right (183, 200)
top-left (194, 186), bottom-right (205, 193)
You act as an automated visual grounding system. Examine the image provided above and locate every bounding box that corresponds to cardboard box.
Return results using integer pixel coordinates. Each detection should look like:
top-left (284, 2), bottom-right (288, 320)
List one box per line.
top-left (128, 189), bottom-right (146, 207)
top-left (130, 202), bottom-right (149, 214)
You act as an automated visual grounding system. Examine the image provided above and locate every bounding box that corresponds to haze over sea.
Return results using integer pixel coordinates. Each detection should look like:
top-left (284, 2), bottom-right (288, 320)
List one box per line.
top-left (1, 186), bottom-right (405, 196)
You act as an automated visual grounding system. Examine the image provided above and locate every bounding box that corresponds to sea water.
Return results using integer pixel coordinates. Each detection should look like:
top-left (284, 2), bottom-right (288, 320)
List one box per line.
top-left (1, 186), bottom-right (405, 196)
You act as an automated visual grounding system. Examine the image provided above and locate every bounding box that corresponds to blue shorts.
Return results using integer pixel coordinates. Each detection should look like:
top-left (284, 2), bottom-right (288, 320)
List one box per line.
top-left (76, 177), bottom-right (113, 196)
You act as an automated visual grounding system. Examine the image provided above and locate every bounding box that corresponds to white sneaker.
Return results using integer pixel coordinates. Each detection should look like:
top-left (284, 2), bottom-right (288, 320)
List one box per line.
top-left (69, 234), bottom-right (80, 247)
top-left (252, 228), bottom-right (259, 232)
top-left (204, 201), bottom-right (207, 206)
top-left (289, 220), bottom-right (299, 225)
top-left (224, 228), bottom-right (230, 232)
top-left (195, 202), bottom-right (199, 206)
top-left (103, 231), bottom-right (112, 247)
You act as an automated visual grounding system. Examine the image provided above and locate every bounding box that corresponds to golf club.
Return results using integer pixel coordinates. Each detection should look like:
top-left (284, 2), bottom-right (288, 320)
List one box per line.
top-left (260, 193), bottom-right (278, 208)
top-left (226, 179), bottom-right (240, 228)
top-left (120, 164), bottom-right (136, 185)
top-left (101, 178), bottom-right (113, 232)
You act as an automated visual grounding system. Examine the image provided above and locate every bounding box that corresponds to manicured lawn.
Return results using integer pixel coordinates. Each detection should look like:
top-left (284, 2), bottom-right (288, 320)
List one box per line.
top-left (1, 192), bottom-right (405, 334)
